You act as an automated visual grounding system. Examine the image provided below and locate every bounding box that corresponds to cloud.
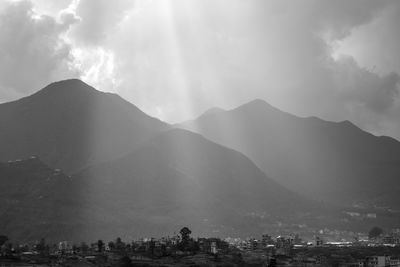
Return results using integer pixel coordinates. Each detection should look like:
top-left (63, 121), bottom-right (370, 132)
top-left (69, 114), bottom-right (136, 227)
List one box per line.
top-left (66, 0), bottom-right (400, 140)
top-left (329, 56), bottom-right (399, 115)
top-left (1, 0), bottom-right (400, 139)
top-left (334, 1), bottom-right (400, 75)
top-left (0, 0), bottom-right (80, 96)
top-left (71, 0), bottom-right (135, 46)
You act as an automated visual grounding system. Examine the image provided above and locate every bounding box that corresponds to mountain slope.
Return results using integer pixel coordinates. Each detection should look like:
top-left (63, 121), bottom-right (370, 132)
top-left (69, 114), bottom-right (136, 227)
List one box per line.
top-left (72, 128), bottom-right (321, 240)
top-left (179, 99), bottom-right (400, 208)
top-left (0, 158), bottom-right (81, 242)
top-left (0, 79), bottom-right (168, 173)
top-left (1, 129), bottom-right (327, 242)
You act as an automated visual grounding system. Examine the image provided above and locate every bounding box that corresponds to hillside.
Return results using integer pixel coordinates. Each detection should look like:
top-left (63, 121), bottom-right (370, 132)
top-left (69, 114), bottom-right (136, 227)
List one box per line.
top-left (0, 130), bottom-right (331, 242)
top-left (0, 157), bottom-right (81, 242)
top-left (0, 79), bottom-right (168, 173)
top-left (72, 128), bottom-right (322, 241)
top-left (179, 99), bottom-right (400, 208)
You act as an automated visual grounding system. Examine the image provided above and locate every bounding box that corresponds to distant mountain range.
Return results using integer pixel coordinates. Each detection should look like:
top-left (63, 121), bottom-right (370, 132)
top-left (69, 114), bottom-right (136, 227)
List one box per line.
top-left (1, 79), bottom-right (399, 242)
top-left (180, 99), bottom-right (400, 208)
top-left (0, 80), bottom-right (320, 241)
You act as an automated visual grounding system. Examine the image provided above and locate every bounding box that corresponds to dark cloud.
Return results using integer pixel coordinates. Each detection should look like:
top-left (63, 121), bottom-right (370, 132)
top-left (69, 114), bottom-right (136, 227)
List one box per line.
top-left (0, 0), bottom-right (80, 95)
top-left (1, 0), bottom-right (400, 139)
top-left (332, 56), bottom-right (399, 113)
top-left (366, 72), bottom-right (400, 112)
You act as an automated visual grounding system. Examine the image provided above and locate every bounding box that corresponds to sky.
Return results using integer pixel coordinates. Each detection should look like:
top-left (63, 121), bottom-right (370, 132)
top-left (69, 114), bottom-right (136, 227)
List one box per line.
top-left (1, 0), bottom-right (400, 140)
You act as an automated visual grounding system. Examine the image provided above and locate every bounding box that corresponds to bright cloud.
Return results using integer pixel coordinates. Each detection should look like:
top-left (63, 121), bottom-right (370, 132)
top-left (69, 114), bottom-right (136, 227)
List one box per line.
top-left (1, 0), bottom-right (400, 139)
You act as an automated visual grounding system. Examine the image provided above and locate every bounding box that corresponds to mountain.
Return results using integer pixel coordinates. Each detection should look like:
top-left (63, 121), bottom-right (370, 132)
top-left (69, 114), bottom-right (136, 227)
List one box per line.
top-left (179, 99), bottom-right (400, 208)
top-left (2, 80), bottom-right (321, 242)
top-left (71, 128), bottom-right (323, 241)
top-left (198, 107), bottom-right (225, 119)
top-left (2, 86), bottom-right (398, 242)
top-left (0, 157), bottom-right (81, 242)
top-left (0, 129), bottom-right (331, 242)
top-left (0, 79), bottom-right (168, 173)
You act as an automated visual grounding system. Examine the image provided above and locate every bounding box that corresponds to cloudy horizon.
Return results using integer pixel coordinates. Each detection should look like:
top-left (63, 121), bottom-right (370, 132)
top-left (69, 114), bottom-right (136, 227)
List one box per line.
top-left (1, 0), bottom-right (400, 140)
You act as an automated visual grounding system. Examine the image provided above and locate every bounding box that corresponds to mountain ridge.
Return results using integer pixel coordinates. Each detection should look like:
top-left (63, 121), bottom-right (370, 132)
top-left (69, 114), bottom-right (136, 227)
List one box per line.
top-left (179, 99), bottom-right (400, 208)
top-left (0, 79), bottom-right (169, 173)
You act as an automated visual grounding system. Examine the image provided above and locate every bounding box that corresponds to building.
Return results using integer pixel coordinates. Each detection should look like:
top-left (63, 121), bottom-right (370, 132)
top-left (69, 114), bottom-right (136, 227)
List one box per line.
top-left (383, 233), bottom-right (400, 245)
top-left (198, 238), bottom-right (229, 254)
top-left (365, 256), bottom-right (390, 267)
top-left (261, 234), bottom-right (274, 248)
top-left (314, 236), bottom-right (324, 247)
top-left (390, 257), bottom-right (400, 267)
top-left (58, 241), bottom-right (72, 254)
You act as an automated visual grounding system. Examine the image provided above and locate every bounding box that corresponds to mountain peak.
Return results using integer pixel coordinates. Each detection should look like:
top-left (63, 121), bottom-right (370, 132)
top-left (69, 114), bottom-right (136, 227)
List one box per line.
top-left (248, 98), bottom-right (269, 105)
top-left (0, 78), bottom-right (169, 173)
top-left (197, 107), bottom-right (225, 119)
top-left (35, 79), bottom-right (98, 98)
top-left (244, 98), bottom-right (275, 108)
top-left (48, 78), bottom-right (88, 86)
top-left (234, 98), bottom-right (282, 114)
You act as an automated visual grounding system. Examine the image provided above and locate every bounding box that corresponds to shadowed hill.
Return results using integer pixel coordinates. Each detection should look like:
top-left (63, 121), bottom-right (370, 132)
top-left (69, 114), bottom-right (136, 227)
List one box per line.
top-left (72, 128), bottom-right (322, 240)
top-left (0, 157), bottom-right (82, 242)
top-left (2, 89), bottom-right (399, 242)
top-left (0, 130), bottom-right (327, 242)
top-left (0, 79), bottom-right (169, 173)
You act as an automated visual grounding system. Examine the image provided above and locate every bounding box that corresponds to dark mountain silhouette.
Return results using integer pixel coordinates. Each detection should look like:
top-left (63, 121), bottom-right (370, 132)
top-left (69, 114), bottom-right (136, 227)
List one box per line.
top-left (0, 83), bottom-right (324, 242)
top-left (0, 157), bottom-right (81, 242)
top-left (0, 79), bottom-right (168, 173)
top-left (2, 84), bottom-right (399, 242)
top-left (179, 99), bottom-right (400, 208)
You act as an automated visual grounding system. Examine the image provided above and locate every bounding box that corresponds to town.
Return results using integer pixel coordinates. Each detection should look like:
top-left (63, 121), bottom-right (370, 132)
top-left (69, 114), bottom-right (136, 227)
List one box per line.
top-left (2, 227), bottom-right (400, 266)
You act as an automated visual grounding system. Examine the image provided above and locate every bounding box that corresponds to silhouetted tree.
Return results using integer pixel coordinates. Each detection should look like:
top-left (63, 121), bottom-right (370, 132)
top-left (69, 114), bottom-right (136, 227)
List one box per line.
top-left (116, 237), bottom-right (125, 252)
top-left (97, 240), bottom-right (105, 252)
top-left (72, 244), bottom-right (78, 254)
top-left (0, 235), bottom-right (8, 247)
top-left (268, 257), bottom-right (277, 267)
top-left (369, 226), bottom-right (383, 239)
top-left (36, 238), bottom-right (49, 255)
top-left (179, 227), bottom-right (192, 242)
top-left (108, 241), bottom-right (115, 251)
top-left (178, 227), bottom-right (198, 252)
top-left (80, 242), bottom-right (89, 254)
top-left (232, 252), bottom-right (243, 264)
top-left (3, 242), bottom-right (13, 256)
top-left (117, 255), bottom-right (133, 267)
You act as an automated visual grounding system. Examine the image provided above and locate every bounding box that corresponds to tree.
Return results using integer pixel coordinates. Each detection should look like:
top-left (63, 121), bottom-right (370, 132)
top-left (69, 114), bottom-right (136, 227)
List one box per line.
top-left (178, 227), bottom-right (197, 252)
top-left (115, 237), bottom-right (125, 252)
top-left (36, 238), bottom-right (49, 255)
top-left (117, 255), bottom-right (133, 267)
top-left (369, 226), bottom-right (383, 239)
top-left (179, 227), bottom-right (192, 242)
top-left (0, 235), bottom-right (8, 247)
top-left (233, 252), bottom-right (243, 264)
top-left (108, 241), bottom-right (115, 251)
top-left (97, 240), bottom-right (105, 252)
top-left (80, 242), bottom-right (89, 254)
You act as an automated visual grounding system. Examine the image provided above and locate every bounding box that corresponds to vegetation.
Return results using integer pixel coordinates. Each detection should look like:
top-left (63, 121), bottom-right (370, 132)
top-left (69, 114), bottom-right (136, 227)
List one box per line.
top-left (369, 226), bottom-right (383, 239)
